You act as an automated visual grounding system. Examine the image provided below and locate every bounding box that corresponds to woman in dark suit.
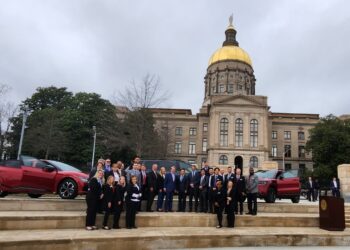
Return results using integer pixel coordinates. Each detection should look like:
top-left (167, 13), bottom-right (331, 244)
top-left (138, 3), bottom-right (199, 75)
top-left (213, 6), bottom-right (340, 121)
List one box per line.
top-left (102, 175), bottom-right (115, 230)
top-left (214, 180), bottom-right (226, 228)
top-left (125, 175), bottom-right (141, 229)
top-left (113, 176), bottom-right (127, 229)
top-left (85, 169), bottom-right (104, 230)
top-left (226, 180), bottom-right (236, 228)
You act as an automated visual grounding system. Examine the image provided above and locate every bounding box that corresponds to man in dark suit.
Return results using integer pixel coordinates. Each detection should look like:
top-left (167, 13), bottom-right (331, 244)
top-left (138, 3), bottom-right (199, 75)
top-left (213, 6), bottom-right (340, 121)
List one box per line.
top-left (187, 165), bottom-right (200, 212)
top-left (164, 166), bottom-right (177, 212)
top-left (330, 177), bottom-right (341, 198)
top-left (223, 166), bottom-right (235, 188)
top-left (199, 169), bottom-right (209, 213)
top-left (146, 164), bottom-right (160, 212)
top-left (233, 168), bottom-right (246, 215)
top-left (156, 167), bottom-right (166, 212)
top-left (202, 161), bottom-right (210, 176)
top-left (207, 168), bottom-right (215, 213)
top-left (177, 168), bottom-right (188, 212)
top-left (306, 176), bottom-right (315, 202)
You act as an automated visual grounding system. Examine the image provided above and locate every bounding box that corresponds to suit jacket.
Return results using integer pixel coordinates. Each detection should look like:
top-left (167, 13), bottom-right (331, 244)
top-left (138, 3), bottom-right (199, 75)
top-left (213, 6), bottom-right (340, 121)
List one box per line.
top-left (208, 174), bottom-right (223, 190)
top-left (177, 175), bottom-right (188, 193)
top-left (140, 171), bottom-right (148, 189)
top-left (164, 172), bottom-right (177, 192)
top-left (233, 175), bottom-right (246, 195)
top-left (187, 170), bottom-right (200, 188)
top-left (223, 173), bottom-right (235, 187)
top-left (226, 187), bottom-right (236, 208)
top-left (102, 184), bottom-right (114, 210)
top-left (199, 175), bottom-right (209, 192)
top-left (214, 187), bottom-right (226, 208)
top-left (147, 171), bottom-right (160, 191)
top-left (246, 174), bottom-right (258, 194)
top-left (86, 178), bottom-right (102, 201)
top-left (158, 174), bottom-right (166, 191)
top-left (330, 179), bottom-right (340, 190)
top-left (104, 170), bottom-right (114, 181)
top-left (125, 184), bottom-right (141, 203)
top-left (306, 180), bottom-right (314, 190)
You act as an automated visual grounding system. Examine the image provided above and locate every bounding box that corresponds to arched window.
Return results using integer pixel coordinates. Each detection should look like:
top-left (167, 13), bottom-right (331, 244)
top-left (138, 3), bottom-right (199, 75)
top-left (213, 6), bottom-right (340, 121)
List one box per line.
top-left (250, 156), bottom-right (258, 168)
top-left (220, 118), bottom-right (228, 146)
top-left (250, 119), bottom-right (258, 148)
top-left (219, 155), bottom-right (228, 165)
top-left (235, 118), bottom-right (243, 147)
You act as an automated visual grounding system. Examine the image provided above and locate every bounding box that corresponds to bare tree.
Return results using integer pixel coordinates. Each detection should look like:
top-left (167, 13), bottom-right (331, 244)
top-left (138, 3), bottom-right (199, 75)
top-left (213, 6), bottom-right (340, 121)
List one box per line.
top-left (114, 74), bottom-right (170, 110)
top-left (0, 84), bottom-right (18, 159)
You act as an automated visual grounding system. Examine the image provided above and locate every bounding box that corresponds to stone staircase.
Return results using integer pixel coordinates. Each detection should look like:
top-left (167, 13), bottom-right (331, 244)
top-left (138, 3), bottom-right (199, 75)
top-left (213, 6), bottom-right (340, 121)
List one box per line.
top-left (0, 196), bottom-right (349, 249)
top-left (346, 205), bottom-right (350, 228)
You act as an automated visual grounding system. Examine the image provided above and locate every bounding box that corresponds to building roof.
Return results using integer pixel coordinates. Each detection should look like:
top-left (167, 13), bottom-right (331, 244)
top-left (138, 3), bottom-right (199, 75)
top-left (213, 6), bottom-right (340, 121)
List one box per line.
top-left (269, 112), bottom-right (319, 119)
top-left (148, 108), bottom-right (193, 115)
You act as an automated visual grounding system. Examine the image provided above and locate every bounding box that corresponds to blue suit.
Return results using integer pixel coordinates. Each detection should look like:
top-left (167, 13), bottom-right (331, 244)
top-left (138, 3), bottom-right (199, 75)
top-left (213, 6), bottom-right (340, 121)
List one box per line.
top-left (164, 172), bottom-right (177, 211)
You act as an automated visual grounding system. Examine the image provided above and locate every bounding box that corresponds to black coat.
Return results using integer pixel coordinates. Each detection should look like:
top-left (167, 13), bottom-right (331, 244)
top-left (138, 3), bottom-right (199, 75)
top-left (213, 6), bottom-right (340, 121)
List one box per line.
top-left (199, 175), bottom-right (209, 191)
top-left (214, 187), bottom-right (226, 208)
top-left (125, 184), bottom-right (141, 203)
top-left (226, 187), bottom-right (236, 208)
top-left (177, 175), bottom-right (189, 193)
top-left (233, 175), bottom-right (246, 195)
top-left (147, 171), bottom-right (160, 192)
top-left (102, 184), bottom-right (114, 210)
top-left (158, 174), bottom-right (166, 191)
top-left (187, 171), bottom-right (200, 188)
top-left (86, 178), bottom-right (102, 201)
top-left (209, 175), bottom-right (223, 190)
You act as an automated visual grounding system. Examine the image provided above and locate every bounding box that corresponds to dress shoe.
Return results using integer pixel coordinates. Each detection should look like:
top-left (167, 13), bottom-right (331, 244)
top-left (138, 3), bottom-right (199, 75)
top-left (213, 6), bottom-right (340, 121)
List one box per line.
top-left (245, 212), bottom-right (252, 215)
top-left (132, 226), bottom-right (138, 229)
top-left (216, 225), bottom-right (222, 228)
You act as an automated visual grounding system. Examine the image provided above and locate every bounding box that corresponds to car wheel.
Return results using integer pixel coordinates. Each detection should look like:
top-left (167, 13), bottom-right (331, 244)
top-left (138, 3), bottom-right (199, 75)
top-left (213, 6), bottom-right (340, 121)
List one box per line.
top-left (291, 196), bottom-right (300, 203)
top-left (266, 188), bottom-right (276, 203)
top-left (58, 179), bottom-right (78, 199)
top-left (27, 193), bottom-right (43, 198)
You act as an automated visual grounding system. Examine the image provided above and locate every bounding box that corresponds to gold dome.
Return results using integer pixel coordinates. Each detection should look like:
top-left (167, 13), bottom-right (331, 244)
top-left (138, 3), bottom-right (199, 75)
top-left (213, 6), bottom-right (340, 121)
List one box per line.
top-left (208, 45), bottom-right (252, 67)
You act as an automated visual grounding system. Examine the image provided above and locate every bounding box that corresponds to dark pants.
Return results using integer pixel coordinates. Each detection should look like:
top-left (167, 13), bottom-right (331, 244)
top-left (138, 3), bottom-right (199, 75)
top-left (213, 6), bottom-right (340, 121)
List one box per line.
top-left (208, 189), bottom-right (215, 213)
top-left (178, 191), bottom-right (187, 212)
top-left (102, 206), bottom-right (112, 226)
top-left (125, 201), bottom-right (138, 228)
top-left (188, 187), bottom-right (199, 212)
top-left (226, 203), bottom-right (235, 227)
top-left (113, 204), bottom-right (122, 228)
top-left (165, 191), bottom-right (174, 211)
top-left (146, 189), bottom-right (157, 211)
top-left (199, 189), bottom-right (208, 212)
top-left (307, 188), bottom-right (315, 201)
top-left (314, 189), bottom-right (319, 201)
top-left (247, 193), bottom-right (257, 215)
top-left (215, 205), bottom-right (224, 226)
top-left (234, 193), bottom-right (244, 214)
top-left (85, 198), bottom-right (98, 227)
top-left (332, 189), bottom-right (340, 198)
top-left (157, 190), bottom-right (165, 211)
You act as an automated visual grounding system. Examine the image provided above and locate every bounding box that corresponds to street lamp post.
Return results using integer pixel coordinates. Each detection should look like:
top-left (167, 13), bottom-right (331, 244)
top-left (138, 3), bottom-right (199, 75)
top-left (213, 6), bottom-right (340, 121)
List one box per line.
top-left (91, 126), bottom-right (96, 170)
top-left (17, 106), bottom-right (28, 160)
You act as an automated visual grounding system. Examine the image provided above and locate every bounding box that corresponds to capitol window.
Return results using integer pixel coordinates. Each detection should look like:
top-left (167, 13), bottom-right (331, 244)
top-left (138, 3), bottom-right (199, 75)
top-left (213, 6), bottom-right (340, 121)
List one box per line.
top-left (189, 142), bottom-right (196, 155)
top-left (189, 127), bottom-right (197, 136)
top-left (228, 84), bottom-right (234, 93)
top-left (235, 118), bottom-right (243, 147)
top-left (203, 123), bottom-right (208, 132)
top-left (175, 127), bottom-right (182, 136)
top-left (219, 118), bottom-right (228, 146)
top-left (284, 131), bottom-right (291, 140)
top-left (202, 138), bottom-right (207, 152)
top-left (219, 155), bottom-right (228, 165)
top-left (174, 142), bottom-right (182, 154)
top-left (250, 119), bottom-right (258, 148)
top-left (250, 156), bottom-right (258, 168)
top-left (219, 85), bottom-right (225, 93)
top-left (271, 145), bottom-right (277, 157)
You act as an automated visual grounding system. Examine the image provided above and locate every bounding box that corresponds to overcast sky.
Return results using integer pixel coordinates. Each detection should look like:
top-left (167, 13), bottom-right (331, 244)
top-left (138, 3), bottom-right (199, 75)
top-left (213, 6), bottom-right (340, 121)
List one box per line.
top-left (1, 0), bottom-right (349, 116)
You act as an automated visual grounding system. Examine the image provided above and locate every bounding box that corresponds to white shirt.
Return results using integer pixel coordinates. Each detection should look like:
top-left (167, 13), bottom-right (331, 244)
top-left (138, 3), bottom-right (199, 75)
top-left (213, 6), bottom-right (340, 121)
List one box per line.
top-left (113, 172), bottom-right (120, 183)
top-left (333, 180), bottom-right (338, 189)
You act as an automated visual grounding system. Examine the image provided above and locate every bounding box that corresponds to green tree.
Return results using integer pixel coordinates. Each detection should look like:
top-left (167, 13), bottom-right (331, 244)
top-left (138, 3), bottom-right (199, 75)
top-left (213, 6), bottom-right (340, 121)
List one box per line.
top-left (306, 114), bottom-right (350, 184)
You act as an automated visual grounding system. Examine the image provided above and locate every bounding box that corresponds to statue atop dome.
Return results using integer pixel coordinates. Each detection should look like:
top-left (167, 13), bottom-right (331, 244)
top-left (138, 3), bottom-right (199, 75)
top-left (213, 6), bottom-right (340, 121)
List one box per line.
top-left (229, 14), bottom-right (233, 26)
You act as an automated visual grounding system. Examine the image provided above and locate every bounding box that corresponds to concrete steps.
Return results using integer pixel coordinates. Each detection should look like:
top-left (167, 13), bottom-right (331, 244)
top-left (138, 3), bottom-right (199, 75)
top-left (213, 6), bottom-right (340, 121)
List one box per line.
top-left (0, 197), bottom-right (321, 213)
top-left (0, 227), bottom-right (350, 250)
top-left (0, 211), bottom-right (319, 230)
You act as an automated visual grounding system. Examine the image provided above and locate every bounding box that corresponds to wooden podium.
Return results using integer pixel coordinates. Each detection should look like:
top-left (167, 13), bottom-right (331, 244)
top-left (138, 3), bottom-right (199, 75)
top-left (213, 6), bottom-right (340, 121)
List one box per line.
top-left (319, 196), bottom-right (345, 231)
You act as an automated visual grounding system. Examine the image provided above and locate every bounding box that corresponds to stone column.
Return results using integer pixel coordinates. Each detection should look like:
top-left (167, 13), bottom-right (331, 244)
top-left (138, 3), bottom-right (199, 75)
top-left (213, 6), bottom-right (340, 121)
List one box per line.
top-left (338, 164), bottom-right (350, 202)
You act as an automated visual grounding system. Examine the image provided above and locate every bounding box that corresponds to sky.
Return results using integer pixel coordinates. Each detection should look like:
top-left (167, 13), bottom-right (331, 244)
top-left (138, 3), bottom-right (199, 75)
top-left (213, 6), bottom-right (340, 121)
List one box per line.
top-left (0, 0), bottom-right (349, 116)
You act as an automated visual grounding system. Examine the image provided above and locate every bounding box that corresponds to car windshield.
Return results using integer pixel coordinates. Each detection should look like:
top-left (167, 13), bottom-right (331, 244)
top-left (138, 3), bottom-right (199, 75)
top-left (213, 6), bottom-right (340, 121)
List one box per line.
top-left (256, 170), bottom-right (277, 179)
top-left (47, 160), bottom-right (81, 172)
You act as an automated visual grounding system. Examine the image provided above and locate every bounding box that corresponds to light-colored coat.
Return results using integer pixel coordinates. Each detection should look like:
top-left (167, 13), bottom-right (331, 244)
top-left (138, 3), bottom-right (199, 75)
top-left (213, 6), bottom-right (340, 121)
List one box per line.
top-left (246, 174), bottom-right (258, 194)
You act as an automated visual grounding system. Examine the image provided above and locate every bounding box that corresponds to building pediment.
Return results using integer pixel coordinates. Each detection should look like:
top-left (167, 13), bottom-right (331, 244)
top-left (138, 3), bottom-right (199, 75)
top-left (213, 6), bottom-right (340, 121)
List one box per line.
top-left (212, 94), bottom-right (268, 107)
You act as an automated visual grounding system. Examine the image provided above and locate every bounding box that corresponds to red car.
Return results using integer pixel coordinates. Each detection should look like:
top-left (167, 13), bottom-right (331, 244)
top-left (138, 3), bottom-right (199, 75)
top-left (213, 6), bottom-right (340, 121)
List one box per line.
top-left (0, 156), bottom-right (88, 199)
top-left (257, 169), bottom-right (301, 203)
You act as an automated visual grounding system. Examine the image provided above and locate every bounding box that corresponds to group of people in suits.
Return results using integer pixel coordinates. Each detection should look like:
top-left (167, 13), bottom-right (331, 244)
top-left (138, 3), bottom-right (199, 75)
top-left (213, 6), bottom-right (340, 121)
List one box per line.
top-left (85, 157), bottom-right (259, 230)
top-left (306, 176), bottom-right (341, 202)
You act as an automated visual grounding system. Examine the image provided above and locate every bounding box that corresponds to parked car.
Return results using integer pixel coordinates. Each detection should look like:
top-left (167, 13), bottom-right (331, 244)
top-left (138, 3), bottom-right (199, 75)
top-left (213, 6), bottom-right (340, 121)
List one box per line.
top-left (140, 159), bottom-right (193, 173)
top-left (0, 156), bottom-right (88, 199)
top-left (256, 169), bottom-right (301, 203)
